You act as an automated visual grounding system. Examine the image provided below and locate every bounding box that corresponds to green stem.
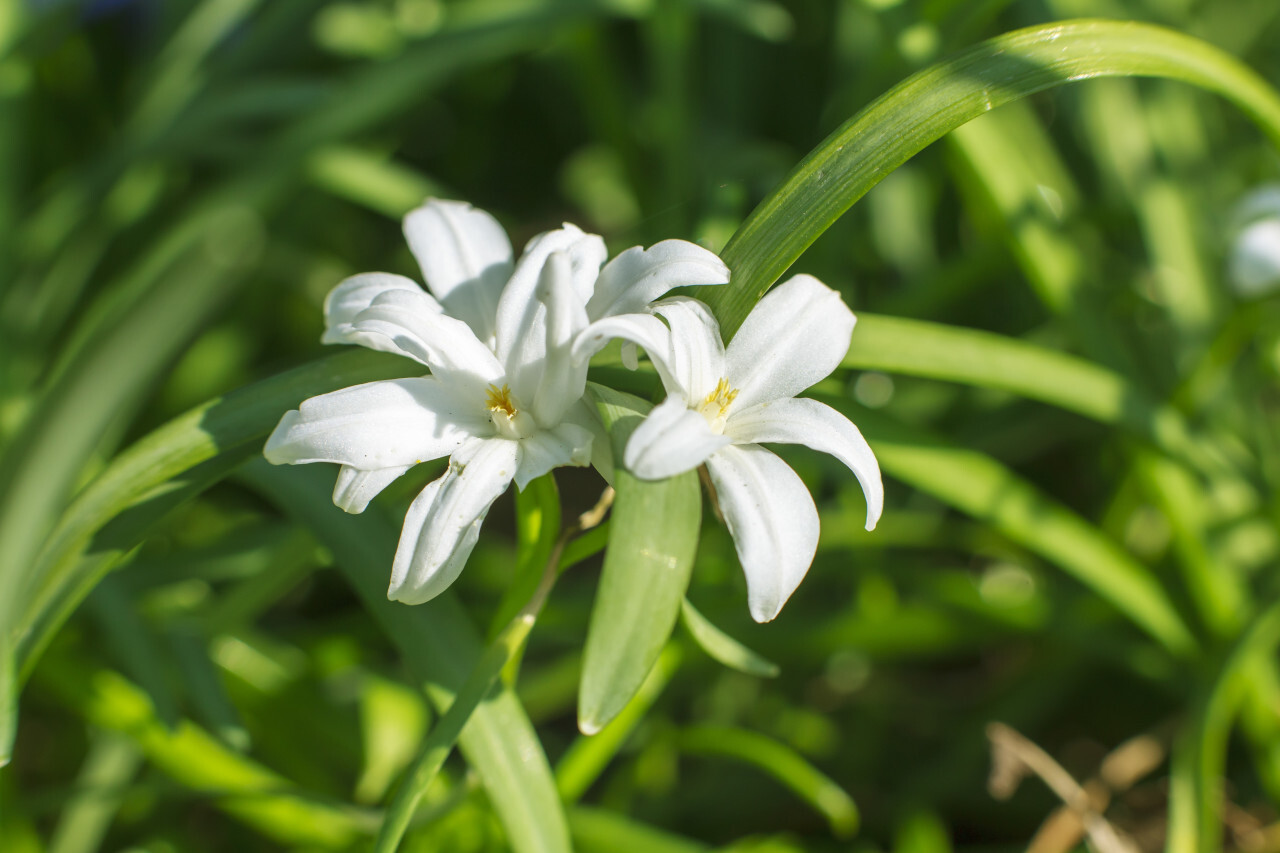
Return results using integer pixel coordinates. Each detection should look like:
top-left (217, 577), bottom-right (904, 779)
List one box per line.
top-left (372, 488), bottom-right (613, 853)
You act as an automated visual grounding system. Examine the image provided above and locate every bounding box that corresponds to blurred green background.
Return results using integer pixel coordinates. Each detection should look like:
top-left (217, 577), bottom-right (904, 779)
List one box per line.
top-left (4, 0), bottom-right (1280, 851)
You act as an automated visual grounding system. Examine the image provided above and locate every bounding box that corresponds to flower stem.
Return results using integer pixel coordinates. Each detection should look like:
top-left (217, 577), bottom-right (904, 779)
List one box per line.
top-left (372, 485), bottom-right (614, 853)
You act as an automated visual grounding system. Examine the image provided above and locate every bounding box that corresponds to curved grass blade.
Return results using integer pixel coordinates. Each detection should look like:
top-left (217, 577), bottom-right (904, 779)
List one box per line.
top-left (705, 19), bottom-right (1280, 336)
top-left (569, 806), bottom-right (709, 853)
top-left (579, 384), bottom-right (700, 735)
top-left (15, 350), bottom-right (415, 682)
top-left (678, 724), bottom-right (859, 838)
top-left (1168, 601), bottom-right (1280, 853)
top-left (680, 598), bottom-right (779, 678)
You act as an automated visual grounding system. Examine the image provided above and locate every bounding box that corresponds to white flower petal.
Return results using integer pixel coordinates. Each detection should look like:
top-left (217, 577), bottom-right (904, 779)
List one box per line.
top-left (515, 421), bottom-right (594, 490)
top-left (322, 273), bottom-right (432, 352)
top-left (652, 297), bottom-right (727, 403)
top-left (586, 239), bottom-right (730, 320)
top-left (624, 396), bottom-right (731, 480)
top-left (352, 288), bottom-right (505, 387)
top-left (531, 251), bottom-right (590, 426)
top-left (494, 223), bottom-right (606, 375)
top-left (571, 311), bottom-right (669, 369)
top-left (403, 199), bottom-right (513, 342)
top-left (726, 397), bottom-right (883, 530)
top-left (724, 274), bottom-right (855, 410)
top-left (263, 378), bottom-right (483, 470)
top-left (704, 444), bottom-right (820, 623)
top-left (388, 438), bottom-right (519, 605)
top-left (561, 398), bottom-right (614, 485)
top-left (332, 464), bottom-right (410, 514)
top-left (1230, 218), bottom-right (1280, 297)
top-left (620, 342), bottom-right (639, 370)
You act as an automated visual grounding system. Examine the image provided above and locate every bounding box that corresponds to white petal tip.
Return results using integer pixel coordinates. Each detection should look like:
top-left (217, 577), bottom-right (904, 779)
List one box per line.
top-left (577, 716), bottom-right (604, 736)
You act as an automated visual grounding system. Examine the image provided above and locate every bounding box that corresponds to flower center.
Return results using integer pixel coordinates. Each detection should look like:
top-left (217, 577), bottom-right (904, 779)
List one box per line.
top-left (486, 383), bottom-right (536, 439)
top-left (696, 377), bottom-right (739, 434)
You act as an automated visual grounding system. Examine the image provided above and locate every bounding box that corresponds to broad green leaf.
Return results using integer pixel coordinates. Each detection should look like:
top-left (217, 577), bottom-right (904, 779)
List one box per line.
top-left (244, 461), bottom-right (571, 853)
top-left (579, 384), bottom-right (700, 734)
top-left (678, 725), bottom-right (859, 838)
top-left (705, 19), bottom-right (1280, 337)
top-left (680, 598), bottom-right (779, 678)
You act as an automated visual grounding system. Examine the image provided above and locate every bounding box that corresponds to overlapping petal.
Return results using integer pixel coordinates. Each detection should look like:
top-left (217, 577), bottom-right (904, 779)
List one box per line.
top-left (652, 298), bottom-right (726, 403)
top-left (531, 251), bottom-right (590, 427)
top-left (403, 199), bottom-right (513, 342)
top-left (322, 272), bottom-right (435, 352)
top-left (515, 422), bottom-right (594, 491)
top-left (586, 239), bottom-right (730, 320)
top-left (494, 224), bottom-right (607, 374)
top-left (263, 378), bottom-right (482, 470)
top-left (724, 274), bottom-right (855, 410)
top-left (388, 438), bottom-right (519, 605)
top-left (332, 464), bottom-right (411, 514)
top-left (704, 444), bottom-right (820, 623)
top-left (351, 288), bottom-right (505, 388)
top-left (726, 397), bottom-right (883, 530)
top-left (624, 396), bottom-right (731, 480)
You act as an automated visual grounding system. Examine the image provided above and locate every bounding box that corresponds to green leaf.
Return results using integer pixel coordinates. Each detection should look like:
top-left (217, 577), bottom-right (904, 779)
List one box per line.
top-left (490, 474), bottom-right (562, 639)
top-left (243, 461), bottom-right (571, 853)
top-left (704, 19), bottom-right (1280, 337)
top-left (578, 384), bottom-right (701, 735)
top-left (842, 313), bottom-right (1213, 474)
top-left (569, 805), bottom-right (710, 853)
top-left (680, 598), bottom-right (779, 678)
top-left (678, 725), bottom-right (859, 838)
top-left (15, 350), bottom-right (415, 682)
top-left (1168, 601), bottom-right (1280, 853)
top-left (46, 731), bottom-right (143, 853)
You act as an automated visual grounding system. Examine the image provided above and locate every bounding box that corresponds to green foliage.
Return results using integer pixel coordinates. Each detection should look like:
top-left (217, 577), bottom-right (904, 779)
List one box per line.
top-left (4, 1), bottom-right (1280, 852)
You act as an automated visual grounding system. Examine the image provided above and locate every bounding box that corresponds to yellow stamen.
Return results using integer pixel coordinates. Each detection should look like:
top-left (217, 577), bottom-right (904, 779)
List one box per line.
top-left (486, 383), bottom-right (517, 417)
top-left (702, 377), bottom-right (739, 419)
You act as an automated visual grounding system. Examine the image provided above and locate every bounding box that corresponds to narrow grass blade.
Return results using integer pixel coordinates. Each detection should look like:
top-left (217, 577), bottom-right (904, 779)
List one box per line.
top-left (841, 313), bottom-right (1211, 473)
top-left (678, 725), bottom-right (859, 838)
top-left (680, 598), bottom-right (779, 678)
top-left (16, 350), bottom-right (414, 681)
top-left (47, 731), bottom-right (143, 853)
top-left (569, 805), bottom-right (710, 853)
top-left (579, 384), bottom-right (700, 735)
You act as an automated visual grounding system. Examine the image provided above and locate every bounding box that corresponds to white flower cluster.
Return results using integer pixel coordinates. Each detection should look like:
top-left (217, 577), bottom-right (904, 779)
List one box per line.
top-left (265, 199), bottom-right (883, 621)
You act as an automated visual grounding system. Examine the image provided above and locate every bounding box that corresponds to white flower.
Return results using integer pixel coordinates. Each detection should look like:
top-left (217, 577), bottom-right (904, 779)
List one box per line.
top-left (265, 198), bottom-right (728, 604)
top-left (592, 274), bottom-right (884, 622)
top-left (1228, 185), bottom-right (1280, 297)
